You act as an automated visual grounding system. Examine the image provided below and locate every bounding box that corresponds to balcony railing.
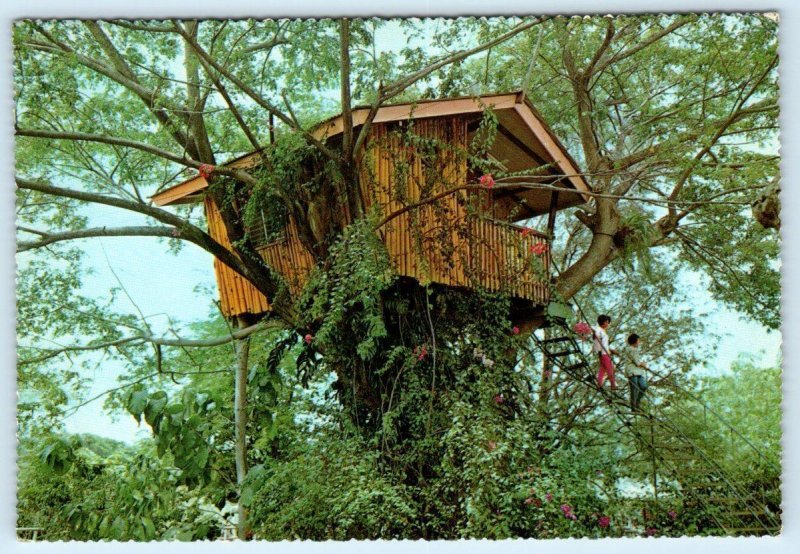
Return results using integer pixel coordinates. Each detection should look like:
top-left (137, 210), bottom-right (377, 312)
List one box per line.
top-left (466, 216), bottom-right (551, 305)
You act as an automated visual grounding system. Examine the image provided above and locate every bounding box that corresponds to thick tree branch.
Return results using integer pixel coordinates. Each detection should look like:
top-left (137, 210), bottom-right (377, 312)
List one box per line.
top-left (181, 20), bottom-right (216, 163)
top-left (171, 20), bottom-right (339, 163)
top-left (353, 17), bottom-right (550, 158)
top-left (339, 18), bottom-right (354, 164)
top-left (16, 128), bottom-right (200, 168)
top-left (15, 177), bottom-right (288, 314)
top-left (585, 19), bottom-right (615, 77)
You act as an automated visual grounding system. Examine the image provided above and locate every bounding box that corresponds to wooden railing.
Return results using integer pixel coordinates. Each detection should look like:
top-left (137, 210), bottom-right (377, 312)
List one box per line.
top-left (465, 216), bottom-right (550, 305)
top-left (381, 211), bottom-right (551, 306)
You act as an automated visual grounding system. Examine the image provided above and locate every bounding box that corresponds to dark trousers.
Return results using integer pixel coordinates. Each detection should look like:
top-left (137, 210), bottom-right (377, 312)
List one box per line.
top-left (629, 375), bottom-right (648, 410)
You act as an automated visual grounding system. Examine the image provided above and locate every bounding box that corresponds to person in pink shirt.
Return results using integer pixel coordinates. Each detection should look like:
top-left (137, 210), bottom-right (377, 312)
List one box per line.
top-left (592, 314), bottom-right (619, 390)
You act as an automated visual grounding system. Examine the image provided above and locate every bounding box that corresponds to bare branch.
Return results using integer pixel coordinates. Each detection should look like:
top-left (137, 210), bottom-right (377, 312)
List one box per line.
top-left (17, 225), bottom-right (178, 252)
top-left (585, 18), bottom-right (615, 77)
top-left (20, 319), bottom-right (281, 368)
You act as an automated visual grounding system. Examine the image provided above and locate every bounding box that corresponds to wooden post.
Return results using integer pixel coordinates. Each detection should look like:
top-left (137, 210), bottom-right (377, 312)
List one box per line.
top-left (234, 315), bottom-right (252, 540)
top-left (650, 418), bottom-right (658, 500)
top-left (546, 190), bottom-right (560, 238)
top-left (269, 113), bottom-right (275, 145)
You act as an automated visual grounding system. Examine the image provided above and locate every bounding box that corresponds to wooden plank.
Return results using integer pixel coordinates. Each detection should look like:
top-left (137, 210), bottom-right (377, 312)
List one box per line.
top-left (152, 152), bottom-right (262, 206)
top-left (313, 93), bottom-right (519, 140)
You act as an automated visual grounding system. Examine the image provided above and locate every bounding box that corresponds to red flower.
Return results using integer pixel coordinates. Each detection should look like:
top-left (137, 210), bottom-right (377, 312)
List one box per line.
top-left (533, 498), bottom-right (542, 508)
top-left (645, 527), bottom-right (657, 537)
top-left (668, 510), bottom-right (677, 521)
top-left (512, 326), bottom-right (520, 335)
top-left (414, 345), bottom-right (428, 361)
top-left (493, 394), bottom-right (505, 404)
top-left (545, 493), bottom-right (553, 502)
top-left (198, 163), bottom-right (215, 179)
top-left (573, 321), bottom-right (593, 337)
top-left (560, 504), bottom-right (573, 517)
top-left (598, 515), bottom-right (611, 528)
top-left (479, 174), bottom-right (495, 188)
top-left (304, 334), bottom-right (313, 345)
top-left (520, 227), bottom-right (532, 237)
top-left (529, 242), bottom-right (548, 256)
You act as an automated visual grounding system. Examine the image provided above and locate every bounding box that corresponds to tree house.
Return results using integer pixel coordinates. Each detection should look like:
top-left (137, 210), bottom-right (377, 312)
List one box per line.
top-left (152, 92), bottom-right (591, 320)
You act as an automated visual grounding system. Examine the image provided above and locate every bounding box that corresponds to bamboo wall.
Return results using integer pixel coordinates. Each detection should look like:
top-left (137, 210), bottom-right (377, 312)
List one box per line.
top-left (205, 115), bottom-right (550, 318)
top-left (362, 118), bottom-right (550, 305)
top-left (204, 196), bottom-right (271, 317)
top-left (204, 196), bottom-right (314, 317)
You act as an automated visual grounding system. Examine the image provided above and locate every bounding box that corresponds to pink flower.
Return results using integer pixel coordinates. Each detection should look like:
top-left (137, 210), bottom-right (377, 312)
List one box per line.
top-left (413, 345), bottom-right (428, 361)
top-left (560, 504), bottom-right (573, 517)
top-left (529, 242), bottom-right (548, 256)
top-left (569, 514), bottom-right (577, 520)
top-left (668, 510), bottom-right (677, 521)
top-left (479, 174), bottom-right (495, 188)
top-left (645, 527), bottom-right (657, 537)
top-left (512, 326), bottom-right (520, 335)
top-left (520, 227), bottom-right (532, 237)
top-left (543, 369), bottom-right (552, 379)
top-left (524, 497), bottom-right (535, 506)
top-left (573, 321), bottom-right (593, 337)
top-left (198, 163), bottom-right (215, 179)
top-left (598, 516), bottom-right (610, 528)
top-left (545, 493), bottom-right (553, 502)
top-left (304, 334), bottom-right (313, 345)
top-left (493, 394), bottom-right (505, 404)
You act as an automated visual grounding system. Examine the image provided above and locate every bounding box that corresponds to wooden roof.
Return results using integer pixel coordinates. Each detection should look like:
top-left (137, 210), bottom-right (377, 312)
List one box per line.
top-left (151, 91), bottom-right (591, 208)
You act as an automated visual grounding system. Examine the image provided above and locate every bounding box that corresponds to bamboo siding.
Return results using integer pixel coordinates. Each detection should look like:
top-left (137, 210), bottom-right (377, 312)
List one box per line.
top-left (206, 115), bottom-right (551, 318)
top-left (204, 196), bottom-right (314, 317)
top-left (204, 196), bottom-right (271, 317)
top-left (363, 118), bottom-right (550, 305)
top-left (466, 218), bottom-right (550, 304)
top-left (255, 218), bottom-right (315, 297)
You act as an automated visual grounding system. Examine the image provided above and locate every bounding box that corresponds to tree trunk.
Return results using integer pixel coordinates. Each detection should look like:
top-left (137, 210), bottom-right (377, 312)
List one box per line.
top-left (554, 198), bottom-right (620, 300)
top-left (234, 316), bottom-right (252, 540)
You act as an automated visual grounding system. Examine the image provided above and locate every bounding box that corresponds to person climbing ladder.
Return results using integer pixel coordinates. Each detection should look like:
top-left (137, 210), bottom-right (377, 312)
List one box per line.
top-left (622, 333), bottom-right (652, 411)
top-left (593, 315), bottom-right (618, 390)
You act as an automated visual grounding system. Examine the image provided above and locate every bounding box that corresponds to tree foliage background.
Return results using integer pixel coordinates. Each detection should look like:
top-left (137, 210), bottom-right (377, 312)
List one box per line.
top-left (14, 14), bottom-right (780, 540)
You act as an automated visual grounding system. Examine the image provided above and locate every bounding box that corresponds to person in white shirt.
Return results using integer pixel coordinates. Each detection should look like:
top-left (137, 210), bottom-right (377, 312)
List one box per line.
top-left (622, 333), bottom-right (651, 410)
top-left (593, 314), bottom-right (619, 390)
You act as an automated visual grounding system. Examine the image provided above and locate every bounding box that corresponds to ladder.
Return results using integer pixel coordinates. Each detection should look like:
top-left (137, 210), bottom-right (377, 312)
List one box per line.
top-left (531, 314), bottom-right (781, 536)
